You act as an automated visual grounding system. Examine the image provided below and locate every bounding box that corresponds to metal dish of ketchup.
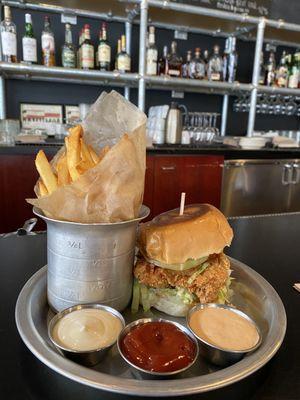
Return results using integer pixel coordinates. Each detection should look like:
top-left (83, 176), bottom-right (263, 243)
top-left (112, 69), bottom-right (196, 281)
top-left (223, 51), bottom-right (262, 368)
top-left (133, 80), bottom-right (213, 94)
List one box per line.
top-left (117, 318), bottom-right (199, 378)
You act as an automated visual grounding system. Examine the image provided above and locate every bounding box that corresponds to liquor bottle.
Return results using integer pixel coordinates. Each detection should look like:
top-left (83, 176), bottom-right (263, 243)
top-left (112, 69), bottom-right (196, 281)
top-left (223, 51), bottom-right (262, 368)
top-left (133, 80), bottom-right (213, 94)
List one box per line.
top-left (0, 6), bottom-right (17, 63)
top-left (275, 51), bottom-right (288, 88)
top-left (296, 51), bottom-right (300, 88)
top-left (227, 37), bottom-right (238, 83)
top-left (264, 51), bottom-right (276, 86)
top-left (207, 45), bottom-right (223, 81)
top-left (115, 38), bottom-right (121, 70)
top-left (203, 49), bottom-right (209, 77)
top-left (95, 29), bottom-right (100, 68)
top-left (98, 22), bottom-right (111, 71)
top-left (22, 13), bottom-right (37, 64)
top-left (77, 29), bottom-right (83, 69)
top-left (62, 23), bottom-right (76, 68)
top-left (158, 45), bottom-right (168, 75)
top-left (81, 24), bottom-right (94, 70)
top-left (146, 26), bottom-right (158, 75)
top-left (203, 49), bottom-right (209, 64)
top-left (168, 41), bottom-right (182, 78)
top-left (258, 51), bottom-right (265, 85)
top-left (288, 54), bottom-right (299, 89)
top-left (41, 16), bottom-right (55, 66)
top-left (117, 35), bottom-right (131, 72)
top-left (182, 50), bottom-right (192, 78)
top-left (189, 48), bottom-right (205, 79)
top-left (222, 37), bottom-right (230, 82)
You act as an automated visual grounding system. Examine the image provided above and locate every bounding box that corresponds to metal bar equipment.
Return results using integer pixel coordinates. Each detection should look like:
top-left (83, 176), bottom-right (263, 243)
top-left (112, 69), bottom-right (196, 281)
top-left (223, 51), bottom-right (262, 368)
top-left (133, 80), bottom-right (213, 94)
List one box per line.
top-left (247, 19), bottom-right (266, 137)
top-left (138, 0), bottom-right (148, 111)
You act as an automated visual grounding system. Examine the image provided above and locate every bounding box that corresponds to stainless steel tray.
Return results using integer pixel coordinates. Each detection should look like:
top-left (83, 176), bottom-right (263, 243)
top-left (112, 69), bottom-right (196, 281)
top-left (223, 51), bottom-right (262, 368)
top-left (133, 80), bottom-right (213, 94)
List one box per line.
top-left (15, 258), bottom-right (286, 397)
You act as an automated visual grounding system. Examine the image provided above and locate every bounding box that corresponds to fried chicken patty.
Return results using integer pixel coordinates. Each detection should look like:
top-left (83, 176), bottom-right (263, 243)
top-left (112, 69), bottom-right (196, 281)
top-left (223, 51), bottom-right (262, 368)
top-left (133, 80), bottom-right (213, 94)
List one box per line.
top-left (133, 253), bottom-right (230, 303)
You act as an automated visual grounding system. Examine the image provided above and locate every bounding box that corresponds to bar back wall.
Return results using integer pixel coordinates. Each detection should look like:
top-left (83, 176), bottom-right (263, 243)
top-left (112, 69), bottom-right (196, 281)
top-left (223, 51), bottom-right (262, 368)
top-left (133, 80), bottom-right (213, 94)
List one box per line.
top-left (5, 7), bottom-right (300, 135)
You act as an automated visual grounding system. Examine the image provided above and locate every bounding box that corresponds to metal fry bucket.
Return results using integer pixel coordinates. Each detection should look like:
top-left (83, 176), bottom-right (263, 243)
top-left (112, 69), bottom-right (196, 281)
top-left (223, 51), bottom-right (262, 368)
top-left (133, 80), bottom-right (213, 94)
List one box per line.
top-left (34, 206), bottom-right (150, 312)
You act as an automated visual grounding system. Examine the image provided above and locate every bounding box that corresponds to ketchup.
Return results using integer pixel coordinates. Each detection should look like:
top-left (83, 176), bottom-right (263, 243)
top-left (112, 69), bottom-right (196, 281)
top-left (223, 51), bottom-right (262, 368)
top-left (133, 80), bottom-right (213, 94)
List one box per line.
top-left (120, 321), bottom-right (196, 373)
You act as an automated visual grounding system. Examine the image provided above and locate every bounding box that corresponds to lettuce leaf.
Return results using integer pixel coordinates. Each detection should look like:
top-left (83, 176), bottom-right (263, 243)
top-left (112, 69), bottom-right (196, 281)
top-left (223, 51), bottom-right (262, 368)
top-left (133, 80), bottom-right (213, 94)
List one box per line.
top-left (217, 277), bottom-right (233, 304)
top-left (131, 278), bottom-right (140, 313)
top-left (137, 285), bottom-right (197, 316)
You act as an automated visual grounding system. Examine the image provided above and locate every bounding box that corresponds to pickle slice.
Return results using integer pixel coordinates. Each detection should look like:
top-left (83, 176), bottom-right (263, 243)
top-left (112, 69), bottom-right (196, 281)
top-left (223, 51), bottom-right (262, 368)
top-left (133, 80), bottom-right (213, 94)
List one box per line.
top-left (143, 255), bottom-right (208, 271)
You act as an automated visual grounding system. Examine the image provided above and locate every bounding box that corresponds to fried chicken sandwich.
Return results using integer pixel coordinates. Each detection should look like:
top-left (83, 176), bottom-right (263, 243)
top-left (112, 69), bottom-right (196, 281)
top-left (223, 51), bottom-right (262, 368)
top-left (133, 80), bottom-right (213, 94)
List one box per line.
top-left (132, 204), bottom-right (234, 317)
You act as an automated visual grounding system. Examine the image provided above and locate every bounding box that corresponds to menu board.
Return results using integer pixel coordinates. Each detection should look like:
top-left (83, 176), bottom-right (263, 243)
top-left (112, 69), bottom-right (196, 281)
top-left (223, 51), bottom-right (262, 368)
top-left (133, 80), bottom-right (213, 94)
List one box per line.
top-left (171, 0), bottom-right (271, 17)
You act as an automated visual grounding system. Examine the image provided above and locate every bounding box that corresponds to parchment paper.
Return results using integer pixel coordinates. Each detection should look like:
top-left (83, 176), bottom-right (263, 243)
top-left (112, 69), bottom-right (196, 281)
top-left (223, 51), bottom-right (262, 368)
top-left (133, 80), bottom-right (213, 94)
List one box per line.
top-left (27, 91), bottom-right (147, 223)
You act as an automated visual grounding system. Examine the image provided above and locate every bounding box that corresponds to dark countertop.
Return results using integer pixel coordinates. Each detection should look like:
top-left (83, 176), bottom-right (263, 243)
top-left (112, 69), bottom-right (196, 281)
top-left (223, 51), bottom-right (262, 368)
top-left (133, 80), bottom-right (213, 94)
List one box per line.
top-left (0, 212), bottom-right (299, 400)
top-left (1, 142), bottom-right (300, 159)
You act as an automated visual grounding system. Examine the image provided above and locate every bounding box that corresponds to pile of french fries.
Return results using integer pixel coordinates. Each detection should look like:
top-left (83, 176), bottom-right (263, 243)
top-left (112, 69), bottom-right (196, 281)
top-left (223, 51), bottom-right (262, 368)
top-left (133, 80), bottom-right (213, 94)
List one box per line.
top-left (35, 125), bottom-right (108, 197)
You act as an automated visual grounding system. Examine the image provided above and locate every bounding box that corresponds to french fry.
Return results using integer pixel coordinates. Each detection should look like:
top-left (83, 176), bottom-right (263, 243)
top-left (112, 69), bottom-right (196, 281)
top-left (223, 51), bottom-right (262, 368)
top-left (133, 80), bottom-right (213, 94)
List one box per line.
top-left (64, 136), bottom-right (69, 150)
top-left (66, 125), bottom-right (82, 181)
top-left (76, 160), bottom-right (92, 175)
top-left (35, 150), bottom-right (58, 194)
top-left (76, 138), bottom-right (95, 175)
top-left (88, 145), bottom-right (100, 164)
top-left (57, 154), bottom-right (71, 186)
top-left (38, 180), bottom-right (48, 197)
top-left (80, 138), bottom-right (95, 166)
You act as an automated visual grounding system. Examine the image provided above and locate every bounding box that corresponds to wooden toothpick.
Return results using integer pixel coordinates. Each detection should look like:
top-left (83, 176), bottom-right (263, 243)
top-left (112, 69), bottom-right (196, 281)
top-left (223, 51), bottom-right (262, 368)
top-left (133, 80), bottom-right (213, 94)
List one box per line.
top-left (179, 192), bottom-right (186, 216)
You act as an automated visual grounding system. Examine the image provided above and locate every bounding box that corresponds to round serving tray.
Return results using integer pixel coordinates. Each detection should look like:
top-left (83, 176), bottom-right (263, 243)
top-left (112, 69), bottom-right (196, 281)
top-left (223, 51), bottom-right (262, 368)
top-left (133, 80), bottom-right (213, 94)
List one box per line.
top-left (15, 258), bottom-right (286, 397)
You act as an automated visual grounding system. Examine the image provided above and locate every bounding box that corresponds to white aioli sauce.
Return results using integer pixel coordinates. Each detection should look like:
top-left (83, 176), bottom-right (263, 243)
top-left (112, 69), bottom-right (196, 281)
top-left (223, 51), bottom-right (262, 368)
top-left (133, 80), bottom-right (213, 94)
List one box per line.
top-left (52, 308), bottom-right (122, 351)
top-left (189, 308), bottom-right (259, 351)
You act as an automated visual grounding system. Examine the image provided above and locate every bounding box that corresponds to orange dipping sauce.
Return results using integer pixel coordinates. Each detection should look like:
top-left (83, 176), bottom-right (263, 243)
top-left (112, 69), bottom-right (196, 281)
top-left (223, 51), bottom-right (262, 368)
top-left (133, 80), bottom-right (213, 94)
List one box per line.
top-left (120, 321), bottom-right (196, 373)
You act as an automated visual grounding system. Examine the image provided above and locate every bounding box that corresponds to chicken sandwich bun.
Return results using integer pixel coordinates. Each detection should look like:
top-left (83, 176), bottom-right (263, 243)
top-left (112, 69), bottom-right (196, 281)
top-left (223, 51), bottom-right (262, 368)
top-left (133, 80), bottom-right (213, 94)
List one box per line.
top-left (132, 204), bottom-right (234, 317)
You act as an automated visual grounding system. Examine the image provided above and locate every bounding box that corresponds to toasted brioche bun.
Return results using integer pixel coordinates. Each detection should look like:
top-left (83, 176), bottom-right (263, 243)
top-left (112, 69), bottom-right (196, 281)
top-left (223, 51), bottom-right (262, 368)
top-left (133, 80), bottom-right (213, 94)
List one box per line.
top-left (138, 204), bottom-right (233, 265)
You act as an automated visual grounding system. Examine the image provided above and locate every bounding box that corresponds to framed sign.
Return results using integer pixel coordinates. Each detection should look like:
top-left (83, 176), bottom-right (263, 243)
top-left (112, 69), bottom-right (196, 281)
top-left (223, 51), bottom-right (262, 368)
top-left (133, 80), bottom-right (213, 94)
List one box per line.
top-left (20, 103), bottom-right (63, 134)
top-left (65, 105), bottom-right (80, 124)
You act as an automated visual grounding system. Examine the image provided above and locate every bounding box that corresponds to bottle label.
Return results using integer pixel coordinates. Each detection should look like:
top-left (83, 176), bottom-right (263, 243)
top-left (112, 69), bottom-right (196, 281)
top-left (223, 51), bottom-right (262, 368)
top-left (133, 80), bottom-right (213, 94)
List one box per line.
top-left (266, 71), bottom-right (275, 85)
top-left (42, 33), bottom-right (55, 52)
top-left (22, 37), bottom-right (37, 62)
top-left (1, 31), bottom-right (17, 56)
top-left (211, 72), bottom-right (221, 81)
top-left (168, 69), bottom-right (180, 77)
top-left (146, 48), bottom-right (158, 75)
top-left (288, 69), bottom-right (299, 89)
top-left (62, 49), bottom-right (76, 68)
top-left (78, 48), bottom-right (81, 68)
top-left (196, 64), bottom-right (205, 79)
top-left (81, 44), bottom-right (94, 68)
top-left (149, 33), bottom-right (155, 45)
top-left (277, 77), bottom-right (287, 87)
top-left (98, 43), bottom-right (111, 63)
top-left (117, 55), bottom-right (130, 71)
top-left (277, 67), bottom-right (287, 87)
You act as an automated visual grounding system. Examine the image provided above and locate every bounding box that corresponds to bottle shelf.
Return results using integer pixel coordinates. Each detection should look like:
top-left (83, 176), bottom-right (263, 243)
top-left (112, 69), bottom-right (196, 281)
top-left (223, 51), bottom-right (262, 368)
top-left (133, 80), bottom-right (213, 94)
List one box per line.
top-left (1, 62), bottom-right (300, 98)
top-left (0, 62), bottom-right (139, 87)
top-left (145, 75), bottom-right (253, 95)
top-left (257, 84), bottom-right (300, 96)
top-left (0, 62), bottom-right (252, 95)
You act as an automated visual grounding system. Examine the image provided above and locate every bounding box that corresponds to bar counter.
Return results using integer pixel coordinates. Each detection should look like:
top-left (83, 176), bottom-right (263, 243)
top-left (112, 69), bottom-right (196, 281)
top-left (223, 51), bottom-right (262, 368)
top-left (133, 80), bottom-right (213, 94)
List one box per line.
top-left (1, 142), bottom-right (300, 159)
top-left (1, 142), bottom-right (300, 234)
top-left (0, 212), bottom-right (299, 399)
